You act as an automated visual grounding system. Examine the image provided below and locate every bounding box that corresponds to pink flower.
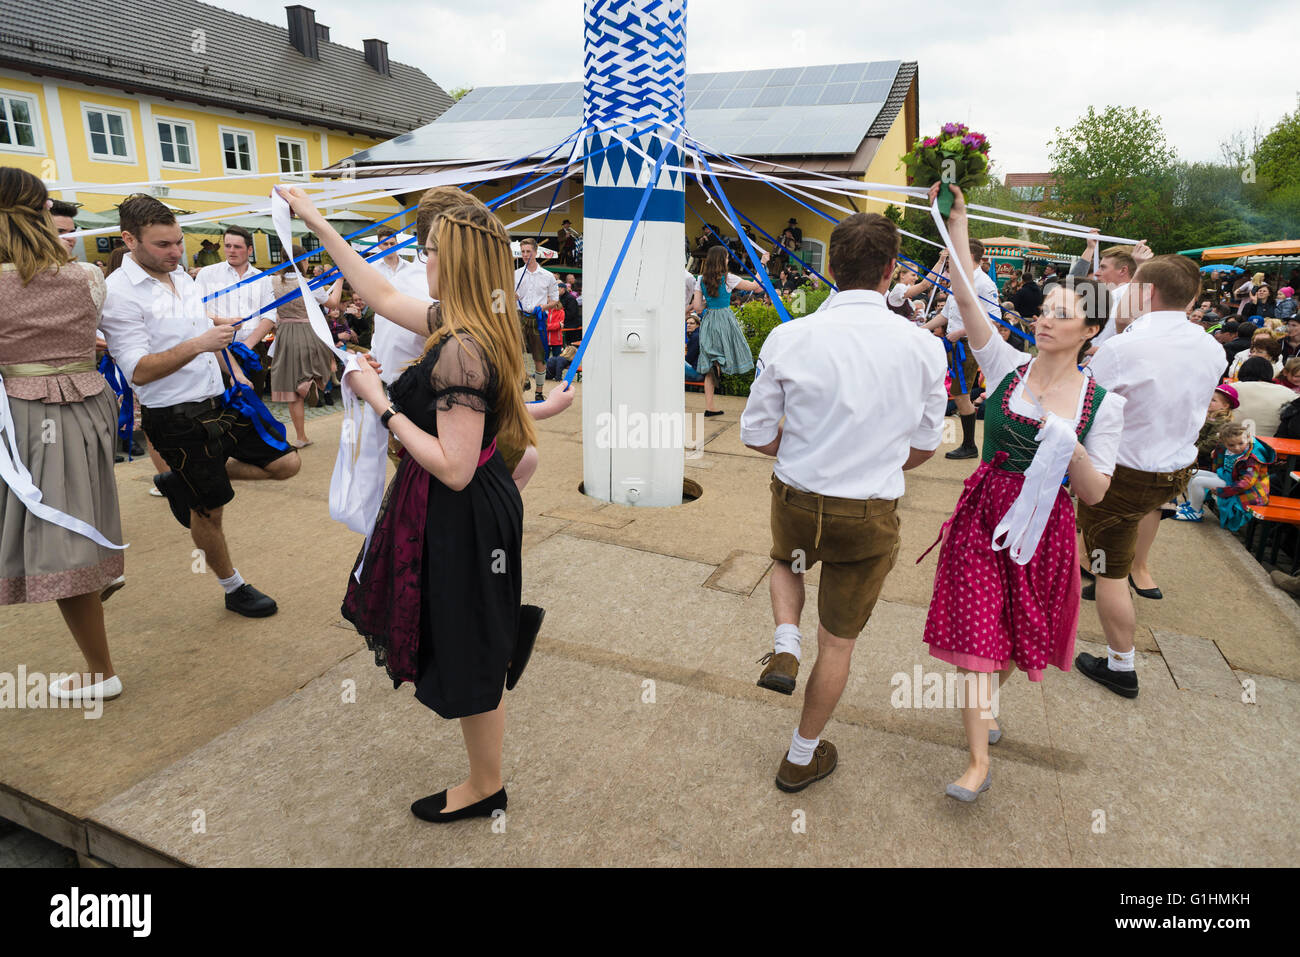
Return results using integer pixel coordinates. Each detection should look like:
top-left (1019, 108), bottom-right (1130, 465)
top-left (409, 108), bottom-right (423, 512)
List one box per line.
top-left (921, 136), bottom-right (939, 148)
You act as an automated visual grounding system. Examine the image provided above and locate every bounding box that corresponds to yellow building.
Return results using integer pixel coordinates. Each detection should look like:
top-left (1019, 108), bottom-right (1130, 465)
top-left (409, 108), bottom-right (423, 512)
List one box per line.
top-left (0, 1), bottom-right (452, 264)
top-left (338, 60), bottom-right (919, 276)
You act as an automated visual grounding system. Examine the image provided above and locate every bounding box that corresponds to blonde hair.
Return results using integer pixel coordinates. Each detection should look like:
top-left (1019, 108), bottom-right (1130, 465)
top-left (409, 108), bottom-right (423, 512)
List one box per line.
top-left (0, 167), bottom-right (70, 284)
top-left (415, 186), bottom-right (489, 244)
top-left (424, 203), bottom-right (536, 454)
top-left (1219, 423), bottom-right (1250, 444)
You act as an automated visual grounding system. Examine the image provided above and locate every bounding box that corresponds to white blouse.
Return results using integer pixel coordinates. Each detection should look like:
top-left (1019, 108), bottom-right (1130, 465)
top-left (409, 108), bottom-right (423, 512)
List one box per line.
top-left (972, 334), bottom-right (1127, 476)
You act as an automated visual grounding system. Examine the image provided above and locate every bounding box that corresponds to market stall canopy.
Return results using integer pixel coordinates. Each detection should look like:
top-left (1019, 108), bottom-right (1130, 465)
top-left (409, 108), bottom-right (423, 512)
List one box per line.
top-left (1202, 240), bottom-right (1300, 261)
top-left (980, 236), bottom-right (1049, 250)
top-left (1178, 243), bottom-right (1255, 259)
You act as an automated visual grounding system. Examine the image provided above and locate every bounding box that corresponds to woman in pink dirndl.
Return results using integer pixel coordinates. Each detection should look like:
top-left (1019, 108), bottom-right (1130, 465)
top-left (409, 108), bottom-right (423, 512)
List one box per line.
top-left (918, 185), bottom-right (1126, 801)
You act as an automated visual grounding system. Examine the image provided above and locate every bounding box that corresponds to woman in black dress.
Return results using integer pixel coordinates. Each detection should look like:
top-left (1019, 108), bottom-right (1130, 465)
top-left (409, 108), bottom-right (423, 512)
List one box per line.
top-left (278, 186), bottom-right (538, 822)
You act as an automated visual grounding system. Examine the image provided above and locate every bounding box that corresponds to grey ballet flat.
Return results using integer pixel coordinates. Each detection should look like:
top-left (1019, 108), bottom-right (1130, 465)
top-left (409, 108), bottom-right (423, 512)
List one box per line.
top-left (989, 720), bottom-right (1002, 745)
top-left (946, 771), bottom-right (992, 803)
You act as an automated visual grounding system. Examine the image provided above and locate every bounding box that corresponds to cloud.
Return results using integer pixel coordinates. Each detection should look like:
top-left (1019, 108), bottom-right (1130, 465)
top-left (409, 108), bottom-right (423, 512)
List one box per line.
top-left (215, 0), bottom-right (1296, 173)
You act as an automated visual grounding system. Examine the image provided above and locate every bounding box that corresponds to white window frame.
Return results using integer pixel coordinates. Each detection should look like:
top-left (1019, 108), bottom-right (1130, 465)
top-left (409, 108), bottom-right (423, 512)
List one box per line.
top-left (515, 175), bottom-right (569, 213)
top-left (0, 88), bottom-right (44, 155)
top-left (81, 102), bottom-right (136, 164)
top-left (155, 115), bottom-right (199, 171)
top-left (275, 135), bottom-right (309, 180)
top-left (799, 238), bottom-right (825, 275)
top-left (218, 125), bottom-right (257, 174)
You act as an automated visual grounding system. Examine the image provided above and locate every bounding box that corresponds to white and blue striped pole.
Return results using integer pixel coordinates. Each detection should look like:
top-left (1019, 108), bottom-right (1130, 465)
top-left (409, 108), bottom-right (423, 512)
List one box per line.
top-left (581, 0), bottom-right (688, 507)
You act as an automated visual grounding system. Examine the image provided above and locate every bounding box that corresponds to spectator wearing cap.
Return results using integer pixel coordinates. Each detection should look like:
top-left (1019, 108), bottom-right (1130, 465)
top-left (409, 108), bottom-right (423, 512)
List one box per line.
top-left (1275, 286), bottom-right (1297, 321)
top-left (1195, 383), bottom-right (1238, 468)
top-left (1234, 356), bottom-right (1295, 438)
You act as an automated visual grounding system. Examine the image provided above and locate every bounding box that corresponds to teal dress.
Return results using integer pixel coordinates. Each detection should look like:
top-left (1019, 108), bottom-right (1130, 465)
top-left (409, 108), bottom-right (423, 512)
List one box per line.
top-left (695, 274), bottom-right (755, 377)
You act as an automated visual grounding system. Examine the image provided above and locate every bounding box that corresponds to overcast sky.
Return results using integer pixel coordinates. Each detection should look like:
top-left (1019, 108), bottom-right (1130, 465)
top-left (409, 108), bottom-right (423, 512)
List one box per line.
top-left (220, 0), bottom-right (1295, 173)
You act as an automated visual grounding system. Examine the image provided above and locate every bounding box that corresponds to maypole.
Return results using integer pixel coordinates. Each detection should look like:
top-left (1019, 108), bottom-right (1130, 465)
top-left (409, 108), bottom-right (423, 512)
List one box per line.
top-left (580, 0), bottom-right (688, 507)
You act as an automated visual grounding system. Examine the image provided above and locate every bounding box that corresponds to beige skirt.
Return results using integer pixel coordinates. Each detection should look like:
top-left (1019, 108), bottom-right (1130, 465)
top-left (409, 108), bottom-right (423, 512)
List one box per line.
top-left (270, 322), bottom-right (337, 402)
top-left (0, 388), bottom-right (124, 604)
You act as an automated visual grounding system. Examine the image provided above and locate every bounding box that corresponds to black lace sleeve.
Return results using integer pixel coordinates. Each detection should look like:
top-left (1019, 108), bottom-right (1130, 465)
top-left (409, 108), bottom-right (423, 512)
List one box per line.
top-left (429, 334), bottom-right (495, 413)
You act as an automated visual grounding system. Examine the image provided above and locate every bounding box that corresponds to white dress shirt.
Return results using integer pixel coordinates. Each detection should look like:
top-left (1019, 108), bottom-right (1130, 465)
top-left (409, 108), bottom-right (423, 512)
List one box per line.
top-left (942, 269), bottom-right (999, 338)
top-left (370, 257), bottom-right (431, 386)
top-left (684, 269), bottom-right (700, 309)
top-left (740, 288), bottom-right (949, 500)
top-left (194, 261), bottom-right (277, 343)
top-left (971, 335), bottom-right (1127, 475)
top-left (515, 262), bottom-right (560, 313)
top-left (1087, 310), bottom-right (1225, 472)
top-left (100, 254), bottom-right (224, 408)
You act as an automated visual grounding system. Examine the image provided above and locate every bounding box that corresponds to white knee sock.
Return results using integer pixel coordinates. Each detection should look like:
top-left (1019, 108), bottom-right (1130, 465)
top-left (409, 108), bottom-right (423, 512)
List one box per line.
top-left (218, 569), bottom-right (245, 594)
top-left (787, 729), bottom-right (819, 766)
top-left (774, 623), bottom-right (802, 660)
top-left (1107, 646), bottom-right (1135, 672)
top-left (533, 371), bottom-right (545, 394)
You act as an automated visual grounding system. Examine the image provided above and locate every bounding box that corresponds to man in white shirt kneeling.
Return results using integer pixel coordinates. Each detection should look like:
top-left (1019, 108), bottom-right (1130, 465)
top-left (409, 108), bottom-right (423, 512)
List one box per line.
top-left (741, 212), bottom-right (948, 794)
top-left (100, 195), bottom-right (301, 618)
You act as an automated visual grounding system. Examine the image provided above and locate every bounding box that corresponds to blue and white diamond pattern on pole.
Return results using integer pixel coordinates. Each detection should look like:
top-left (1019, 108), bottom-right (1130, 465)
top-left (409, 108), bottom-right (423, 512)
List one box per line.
top-left (581, 0), bottom-right (689, 508)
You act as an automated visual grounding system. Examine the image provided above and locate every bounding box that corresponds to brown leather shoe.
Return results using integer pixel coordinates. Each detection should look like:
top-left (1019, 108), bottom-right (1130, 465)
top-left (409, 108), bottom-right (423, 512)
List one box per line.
top-left (775, 740), bottom-right (837, 793)
top-left (757, 651), bottom-right (798, 695)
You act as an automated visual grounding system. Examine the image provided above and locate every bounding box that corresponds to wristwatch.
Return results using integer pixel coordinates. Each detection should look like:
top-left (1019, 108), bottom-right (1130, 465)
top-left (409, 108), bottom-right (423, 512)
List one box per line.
top-left (381, 404), bottom-right (400, 429)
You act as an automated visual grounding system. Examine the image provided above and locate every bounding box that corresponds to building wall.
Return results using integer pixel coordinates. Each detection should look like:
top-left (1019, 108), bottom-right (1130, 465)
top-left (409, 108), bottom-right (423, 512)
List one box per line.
top-left (863, 108), bottom-right (912, 212)
top-left (0, 66), bottom-right (406, 266)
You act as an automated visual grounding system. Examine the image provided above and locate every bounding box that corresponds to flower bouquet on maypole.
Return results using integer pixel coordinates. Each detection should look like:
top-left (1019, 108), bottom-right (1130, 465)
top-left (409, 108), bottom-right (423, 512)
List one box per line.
top-left (901, 123), bottom-right (991, 217)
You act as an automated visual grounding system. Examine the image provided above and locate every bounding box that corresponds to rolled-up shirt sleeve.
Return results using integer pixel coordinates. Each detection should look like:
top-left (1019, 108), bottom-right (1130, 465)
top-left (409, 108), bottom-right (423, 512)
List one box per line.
top-left (98, 288), bottom-right (150, 386)
top-left (911, 338), bottom-right (949, 451)
top-left (547, 271), bottom-right (560, 303)
top-left (739, 337), bottom-right (785, 447)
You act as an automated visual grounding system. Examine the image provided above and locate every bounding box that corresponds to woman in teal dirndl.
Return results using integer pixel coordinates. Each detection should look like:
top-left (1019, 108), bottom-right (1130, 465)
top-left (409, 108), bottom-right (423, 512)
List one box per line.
top-left (696, 244), bottom-right (765, 416)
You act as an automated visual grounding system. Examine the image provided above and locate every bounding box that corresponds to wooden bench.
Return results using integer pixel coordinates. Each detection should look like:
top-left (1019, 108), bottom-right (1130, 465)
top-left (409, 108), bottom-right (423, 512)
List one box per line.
top-left (1244, 496), bottom-right (1300, 574)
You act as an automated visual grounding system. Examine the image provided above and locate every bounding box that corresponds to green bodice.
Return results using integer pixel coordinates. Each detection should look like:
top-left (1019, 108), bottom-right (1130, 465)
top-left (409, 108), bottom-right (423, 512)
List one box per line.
top-left (982, 363), bottom-right (1105, 473)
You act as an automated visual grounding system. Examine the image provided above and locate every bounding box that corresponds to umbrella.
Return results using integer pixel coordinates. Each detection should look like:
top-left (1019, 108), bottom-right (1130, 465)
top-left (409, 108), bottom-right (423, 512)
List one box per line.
top-left (1200, 265), bottom-right (1243, 274)
top-left (1203, 239), bottom-right (1300, 261)
top-left (510, 240), bottom-right (556, 259)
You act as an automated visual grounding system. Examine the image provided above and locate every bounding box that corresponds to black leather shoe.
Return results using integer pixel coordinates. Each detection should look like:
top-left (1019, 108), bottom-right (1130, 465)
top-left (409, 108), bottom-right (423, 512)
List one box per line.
top-left (1075, 651), bottom-right (1139, 698)
top-left (411, 787), bottom-right (507, 823)
top-left (1128, 575), bottom-right (1163, 600)
top-left (1081, 581), bottom-right (1095, 601)
top-left (507, 605), bottom-right (544, 691)
top-left (225, 583), bottom-right (278, 618)
top-left (1080, 567), bottom-right (1095, 583)
top-left (153, 471), bottom-right (192, 529)
top-left (945, 445), bottom-right (978, 460)
top-left (703, 409), bottom-right (724, 417)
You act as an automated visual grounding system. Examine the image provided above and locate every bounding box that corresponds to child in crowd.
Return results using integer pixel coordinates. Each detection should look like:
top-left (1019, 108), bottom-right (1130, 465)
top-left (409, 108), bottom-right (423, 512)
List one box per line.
top-left (1177, 423), bottom-right (1275, 528)
top-left (1277, 357), bottom-right (1300, 394)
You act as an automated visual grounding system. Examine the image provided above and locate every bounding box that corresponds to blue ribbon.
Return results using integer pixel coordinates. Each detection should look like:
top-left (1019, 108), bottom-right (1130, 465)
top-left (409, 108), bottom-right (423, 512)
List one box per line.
top-left (564, 124), bottom-right (685, 389)
top-left (219, 348), bottom-right (289, 452)
top-left (227, 340), bottom-right (263, 373)
top-left (692, 149), bottom-right (792, 324)
top-left (97, 354), bottom-right (136, 459)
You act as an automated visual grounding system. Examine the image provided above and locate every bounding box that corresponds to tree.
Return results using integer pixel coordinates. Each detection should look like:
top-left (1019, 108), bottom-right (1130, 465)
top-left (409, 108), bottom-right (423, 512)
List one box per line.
top-left (448, 86), bottom-right (473, 102)
top-left (1253, 109), bottom-right (1300, 230)
top-left (1044, 105), bottom-right (1178, 245)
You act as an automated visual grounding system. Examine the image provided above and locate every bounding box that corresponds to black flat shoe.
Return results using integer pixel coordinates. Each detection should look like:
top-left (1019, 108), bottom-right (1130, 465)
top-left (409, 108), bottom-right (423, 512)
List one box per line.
top-left (1128, 575), bottom-right (1162, 600)
top-left (225, 583), bottom-right (278, 618)
top-left (703, 409), bottom-right (724, 417)
top-left (153, 471), bottom-right (192, 529)
top-left (1080, 567), bottom-right (1095, 583)
top-left (944, 445), bottom-right (978, 460)
top-left (1075, 651), bottom-right (1139, 698)
top-left (507, 605), bottom-right (544, 691)
top-left (411, 787), bottom-right (507, 823)
top-left (1081, 580), bottom-right (1095, 601)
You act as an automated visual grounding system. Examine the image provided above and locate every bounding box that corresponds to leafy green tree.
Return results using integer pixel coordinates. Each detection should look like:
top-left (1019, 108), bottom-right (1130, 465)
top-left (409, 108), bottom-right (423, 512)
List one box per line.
top-left (448, 86), bottom-right (473, 102)
top-left (1253, 109), bottom-right (1300, 228)
top-left (1044, 105), bottom-right (1178, 244)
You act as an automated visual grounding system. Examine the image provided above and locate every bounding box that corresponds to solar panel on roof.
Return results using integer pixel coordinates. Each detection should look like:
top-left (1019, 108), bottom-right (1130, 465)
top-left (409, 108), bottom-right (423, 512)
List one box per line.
top-left (769, 67), bottom-right (803, 85)
top-left (694, 90), bottom-right (728, 109)
top-left (753, 86), bottom-right (789, 108)
top-left (866, 60), bottom-right (899, 79)
top-left (708, 72), bottom-right (741, 91)
top-left (723, 89), bottom-right (758, 109)
top-left (784, 85), bottom-right (821, 107)
top-left (739, 69), bottom-right (772, 88)
top-left (800, 64), bottom-right (835, 84)
top-left (818, 83), bottom-right (856, 105)
top-left (830, 63), bottom-right (863, 83)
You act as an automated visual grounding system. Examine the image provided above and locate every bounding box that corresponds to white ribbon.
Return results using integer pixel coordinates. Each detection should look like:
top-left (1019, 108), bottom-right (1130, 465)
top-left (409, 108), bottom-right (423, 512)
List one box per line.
top-left (0, 374), bottom-right (127, 551)
top-left (990, 412), bottom-right (1077, 564)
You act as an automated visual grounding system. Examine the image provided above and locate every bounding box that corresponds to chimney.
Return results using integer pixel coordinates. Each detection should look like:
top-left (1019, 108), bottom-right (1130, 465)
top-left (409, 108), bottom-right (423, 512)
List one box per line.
top-left (286, 5), bottom-right (319, 59)
top-left (315, 23), bottom-right (330, 43)
top-left (363, 38), bottom-right (390, 76)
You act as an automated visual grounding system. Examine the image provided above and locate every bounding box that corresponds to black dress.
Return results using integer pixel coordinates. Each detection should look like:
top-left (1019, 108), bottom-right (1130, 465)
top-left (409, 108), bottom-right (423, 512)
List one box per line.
top-left (343, 333), bottom-right (523, 719)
